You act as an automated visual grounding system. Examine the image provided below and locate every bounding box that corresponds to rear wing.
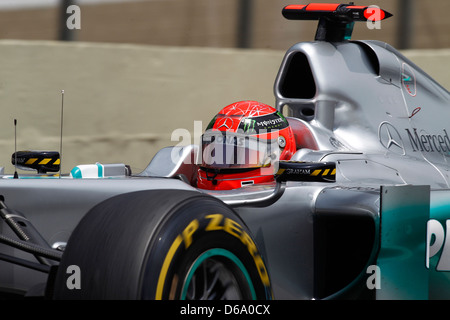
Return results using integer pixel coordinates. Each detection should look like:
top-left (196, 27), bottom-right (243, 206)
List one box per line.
top-left (282, 3), bottom-right (393, 41)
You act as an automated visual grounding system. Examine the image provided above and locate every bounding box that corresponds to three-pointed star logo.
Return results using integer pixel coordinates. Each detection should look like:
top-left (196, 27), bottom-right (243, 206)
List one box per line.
top-left (378, 122), bottom-right (405, 155)
top-left (217, 117), bottom-right (234, 130)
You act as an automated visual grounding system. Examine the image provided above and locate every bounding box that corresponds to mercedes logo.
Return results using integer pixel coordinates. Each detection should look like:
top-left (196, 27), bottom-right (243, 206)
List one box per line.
top-left (217, 117), bottom-right (234, 130)
top-left (378, 121), bottom-right (405, 155)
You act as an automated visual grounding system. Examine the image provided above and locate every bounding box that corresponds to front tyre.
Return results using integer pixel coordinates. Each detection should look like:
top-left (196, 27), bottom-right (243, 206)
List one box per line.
top-left (53, 190), bottom-right (272, 300)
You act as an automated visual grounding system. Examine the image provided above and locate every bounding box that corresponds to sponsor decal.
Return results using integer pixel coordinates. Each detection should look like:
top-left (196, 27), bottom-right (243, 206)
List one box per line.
top-left (217, 117), bottom-right (234, 130)
top-left (402, 63), bottom-right (417, 97)
top-left (377, 122), bottom-right (450, 155)
top-left (241, 118), bottom-right (256, 133)
top-left (427, 219), bottom-right (450, 271)
top-left (405, 128), bottom-right (450, 153)
top-left (238, 112), bottom-right (288, 133)
top-left (329, 137), bottom-right (347, 150)
top-left (409, 106), bottom-right (421, 119)
top-left (378, 121), bottom-right (405, 155)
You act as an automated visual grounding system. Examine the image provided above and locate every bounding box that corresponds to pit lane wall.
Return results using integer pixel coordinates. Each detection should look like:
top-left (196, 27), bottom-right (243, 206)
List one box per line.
top-left (0, 40), bottom-right (448, 175)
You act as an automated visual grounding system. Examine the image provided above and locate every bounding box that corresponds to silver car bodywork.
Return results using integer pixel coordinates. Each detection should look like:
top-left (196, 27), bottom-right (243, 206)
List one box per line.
top-left (1, 22), bottom-right (450, 299)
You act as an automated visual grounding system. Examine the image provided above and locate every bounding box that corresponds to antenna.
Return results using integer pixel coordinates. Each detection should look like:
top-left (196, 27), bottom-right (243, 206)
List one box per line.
top-left (13, 119), bottom-right (18, 179)
top-left (59, 90), bottom-right (64, 178)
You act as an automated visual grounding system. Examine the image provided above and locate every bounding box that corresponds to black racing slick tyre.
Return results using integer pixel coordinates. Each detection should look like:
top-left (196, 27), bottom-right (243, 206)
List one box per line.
top-left (52, 190), bottom-right (272, 300)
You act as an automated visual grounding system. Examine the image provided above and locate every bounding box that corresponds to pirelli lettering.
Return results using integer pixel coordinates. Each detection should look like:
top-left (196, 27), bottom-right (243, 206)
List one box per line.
top-left (156, 213), bottom-right (271, 299)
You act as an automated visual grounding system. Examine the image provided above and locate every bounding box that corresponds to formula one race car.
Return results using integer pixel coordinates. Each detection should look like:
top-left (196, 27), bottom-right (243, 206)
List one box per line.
top-left (1, 3), bottom-right (449, 300)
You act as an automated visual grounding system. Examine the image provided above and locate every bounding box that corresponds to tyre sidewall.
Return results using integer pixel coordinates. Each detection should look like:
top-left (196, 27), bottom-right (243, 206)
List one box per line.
top-left (141, 197), bottom-right (271, 300)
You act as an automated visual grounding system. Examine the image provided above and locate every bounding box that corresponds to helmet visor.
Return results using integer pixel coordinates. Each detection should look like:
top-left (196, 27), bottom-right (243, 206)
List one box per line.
top-left (201, 130), bottom-right (280, 169)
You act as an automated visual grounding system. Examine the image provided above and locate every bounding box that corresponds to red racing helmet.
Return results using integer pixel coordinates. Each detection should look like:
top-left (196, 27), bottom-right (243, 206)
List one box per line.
top-left (197, 101), bottom-right (296, 190)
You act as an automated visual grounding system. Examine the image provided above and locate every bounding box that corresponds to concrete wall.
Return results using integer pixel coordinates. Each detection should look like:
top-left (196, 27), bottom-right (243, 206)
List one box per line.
top-left (0, 40), bottom-right (448, 174)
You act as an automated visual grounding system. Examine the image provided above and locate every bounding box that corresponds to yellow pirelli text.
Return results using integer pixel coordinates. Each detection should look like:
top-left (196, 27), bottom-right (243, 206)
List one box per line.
top-left (182, 219), bottom-right (199, 249)
top-left (205, 214), bottom-right (270, 286)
